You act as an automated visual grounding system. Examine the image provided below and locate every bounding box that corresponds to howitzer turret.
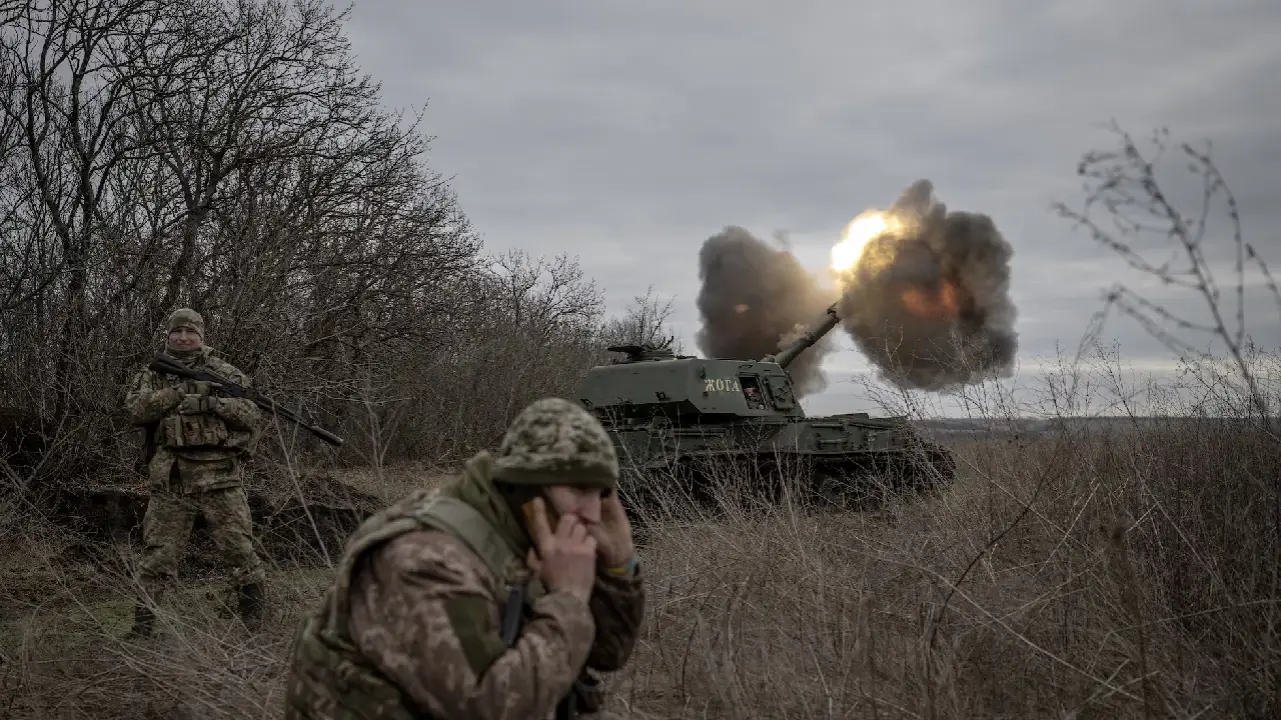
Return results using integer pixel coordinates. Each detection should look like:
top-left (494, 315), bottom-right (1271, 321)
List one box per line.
top-left (575, 301), bottom-right (956, 514)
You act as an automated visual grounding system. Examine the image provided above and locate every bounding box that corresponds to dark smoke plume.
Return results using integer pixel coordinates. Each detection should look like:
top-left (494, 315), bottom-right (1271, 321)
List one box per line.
top-left (835, 179), bottom-right (1018, 391)
top-left (695, 226), bottom-right (838, 396)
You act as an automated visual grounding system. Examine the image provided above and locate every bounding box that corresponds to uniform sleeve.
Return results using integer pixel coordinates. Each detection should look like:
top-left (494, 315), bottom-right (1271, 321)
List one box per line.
top-left (212, 363), bottom-right (262, 431)
top-left (585, 563), bottom-right (646, 672)
top-left (123, 368), bottom-right (181, 425)
top-left (346, 530), bottom-right (597, 720)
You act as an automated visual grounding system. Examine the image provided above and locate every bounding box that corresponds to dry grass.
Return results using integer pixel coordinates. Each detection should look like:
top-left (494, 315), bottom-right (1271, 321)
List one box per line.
top-left (311, 462), bottom-right (456, 505)
top-left (616, 419), bottom-right (1279, 719)
top-left (2, 355), bottom-right (1278, 720)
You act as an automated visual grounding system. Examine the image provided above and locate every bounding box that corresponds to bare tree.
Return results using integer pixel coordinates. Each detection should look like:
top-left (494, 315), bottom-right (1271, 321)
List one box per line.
top-left (600, 285), bottom-right (682, 351)
top-left (1053, 122), bottom-right (1280, 422)
top-left (118, 0), bottom-right (394, 314)
top-left (486, 249), bottom-right (604, 340)
top-left (0, 0), bottom-right (208, 442)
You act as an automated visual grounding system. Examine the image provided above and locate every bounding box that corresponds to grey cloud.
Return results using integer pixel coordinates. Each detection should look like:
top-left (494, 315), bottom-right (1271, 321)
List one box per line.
top-left (343, 0), bottom-right (1281, 413)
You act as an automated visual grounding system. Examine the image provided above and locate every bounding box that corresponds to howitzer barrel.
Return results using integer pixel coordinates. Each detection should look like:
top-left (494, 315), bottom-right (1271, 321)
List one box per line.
top-left (766, 303), bottom-right (840, 369)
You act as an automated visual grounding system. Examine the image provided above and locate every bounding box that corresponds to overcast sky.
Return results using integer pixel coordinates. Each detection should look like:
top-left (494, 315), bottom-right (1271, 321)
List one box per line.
top-left (342, 0), bottom-right (1281, 417)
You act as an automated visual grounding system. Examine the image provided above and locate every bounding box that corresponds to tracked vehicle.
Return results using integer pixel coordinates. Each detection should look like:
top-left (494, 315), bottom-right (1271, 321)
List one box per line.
top-left (577, 303), bottom-right (956, 511)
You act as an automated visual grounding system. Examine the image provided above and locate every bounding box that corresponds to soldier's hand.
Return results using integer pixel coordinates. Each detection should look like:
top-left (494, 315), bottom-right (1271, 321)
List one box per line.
top-left (156, 387), bottom-right (185, 409)
top-left (524, 496), bottom-right (597, 603)
top-left (588, 490), bottom-right (635, 569)
top-left (178, 394), bottom-right (220, 415)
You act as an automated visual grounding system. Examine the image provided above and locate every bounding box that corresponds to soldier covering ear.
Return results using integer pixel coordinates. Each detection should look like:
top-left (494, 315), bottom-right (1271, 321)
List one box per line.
top-left (284, 397), bottom-right (645, 720)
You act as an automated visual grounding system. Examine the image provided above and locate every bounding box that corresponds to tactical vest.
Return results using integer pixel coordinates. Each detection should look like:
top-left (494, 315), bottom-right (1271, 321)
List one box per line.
top-left (151, 354), bottom-right (246, 453)
top-left (159, 400), bottom-right (230, 450)
top-left (284, 490), bottom-right (536, 720)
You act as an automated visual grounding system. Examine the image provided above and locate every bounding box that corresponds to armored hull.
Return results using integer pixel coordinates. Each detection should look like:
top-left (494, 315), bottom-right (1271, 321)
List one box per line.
top-left (601, 413), bottom-right (955, 511)
top-left (577, 310), bottom-right (956, 513)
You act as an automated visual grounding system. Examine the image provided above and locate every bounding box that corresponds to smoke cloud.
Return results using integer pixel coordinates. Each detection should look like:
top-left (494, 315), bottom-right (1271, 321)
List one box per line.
top-left (694, 226), bottom-right (838, 397)
top-left (836, 179), bottom-right (1019, 391)
top-left (692, 180), bottom-right (1017, 397)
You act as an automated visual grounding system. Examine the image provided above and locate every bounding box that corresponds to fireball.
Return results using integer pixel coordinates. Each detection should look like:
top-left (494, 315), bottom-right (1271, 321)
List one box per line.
top-left (901, 280), bottom-right (963, 320)
top-left (830, 212), bottom-right (899, 273)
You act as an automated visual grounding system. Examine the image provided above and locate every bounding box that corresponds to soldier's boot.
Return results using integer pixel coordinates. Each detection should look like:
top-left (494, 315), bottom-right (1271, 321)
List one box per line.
top-left (236, 582), bottom-right (265, 631)
top-left (126, 601), bottom-right (156, 639)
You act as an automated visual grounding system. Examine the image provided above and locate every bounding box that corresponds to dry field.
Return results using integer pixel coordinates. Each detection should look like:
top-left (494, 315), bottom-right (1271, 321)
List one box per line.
top-left (2, 402), bottom-right (1278, 720)
top-left (0, 9), bottom-right (1274, 715)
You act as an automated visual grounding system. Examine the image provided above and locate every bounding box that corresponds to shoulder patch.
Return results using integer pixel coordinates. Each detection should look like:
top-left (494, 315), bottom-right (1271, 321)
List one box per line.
top-left (443, 594), bottom-right (508, 677)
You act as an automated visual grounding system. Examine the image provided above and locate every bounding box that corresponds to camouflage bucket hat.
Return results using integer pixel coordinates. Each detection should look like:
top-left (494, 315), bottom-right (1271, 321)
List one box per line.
top-left (492, 398), bottom-right (619, 490)
top-left (167, 307), bottom-right (205, 337)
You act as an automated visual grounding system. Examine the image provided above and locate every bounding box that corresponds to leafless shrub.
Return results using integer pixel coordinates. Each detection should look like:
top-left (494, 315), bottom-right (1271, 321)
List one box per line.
top-left (601, 286), bottom-right (684, 352)
top-left (1051, 122), bottom-right (1279, 425)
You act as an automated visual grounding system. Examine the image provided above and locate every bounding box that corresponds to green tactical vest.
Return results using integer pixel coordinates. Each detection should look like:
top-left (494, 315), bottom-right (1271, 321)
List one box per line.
top-left (283, 489), bottom-right (537, 720)
top-left (141, 350), bottom-right (257, 462)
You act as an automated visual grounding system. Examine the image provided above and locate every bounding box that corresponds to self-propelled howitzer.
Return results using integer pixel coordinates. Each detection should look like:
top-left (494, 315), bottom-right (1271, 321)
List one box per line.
top-left (577, 303), bottom-right (956, 512)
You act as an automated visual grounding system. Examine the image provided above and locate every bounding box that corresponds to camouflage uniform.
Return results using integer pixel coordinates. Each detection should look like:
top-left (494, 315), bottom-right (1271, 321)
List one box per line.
top-left (125, 308), bottom-right (267, 637)
top-left (283, 398), bottom-right (647, 720)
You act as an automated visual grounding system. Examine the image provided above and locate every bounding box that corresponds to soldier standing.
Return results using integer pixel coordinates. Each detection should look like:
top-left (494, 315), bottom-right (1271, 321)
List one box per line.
top-left (283, 397), bottom-right (647, 720)
top-left (124, 308), bottom-right (268, 637)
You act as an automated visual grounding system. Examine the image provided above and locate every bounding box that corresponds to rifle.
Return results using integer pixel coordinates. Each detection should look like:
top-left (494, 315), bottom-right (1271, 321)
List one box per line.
top-left (499, 583), bottom-right (601, 719)
top-left (149, 353), bottom-right (345, 447)
top-left (501, 586), bottom-right (524, 647)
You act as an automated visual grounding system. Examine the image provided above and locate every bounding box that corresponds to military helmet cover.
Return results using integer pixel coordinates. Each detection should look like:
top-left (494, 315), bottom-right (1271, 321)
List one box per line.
top-left (167, 307), bottom-right (205, 337)
top-left (492, 397), bottom-right (619, 489)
